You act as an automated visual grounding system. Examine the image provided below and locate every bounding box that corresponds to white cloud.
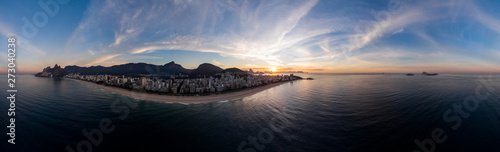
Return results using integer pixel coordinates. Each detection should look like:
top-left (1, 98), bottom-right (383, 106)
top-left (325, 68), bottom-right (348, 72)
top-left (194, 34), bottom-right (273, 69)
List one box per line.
top-left (126, 29), bottom-right (135, 34)
top-left (61, 0), bottom-right (500, 72)
top-left (88, 49), bottom-right (95, 55)
top-left (66, 0), bottom-right (325, 66)
top-left (466, 1), bottom-right (500, 35)
top-left (86, 54), bottom-right (121, 66)
top-left (211, 59), bottom-right (224, 67)
top-left (392, 28), bottom-right (404, 34)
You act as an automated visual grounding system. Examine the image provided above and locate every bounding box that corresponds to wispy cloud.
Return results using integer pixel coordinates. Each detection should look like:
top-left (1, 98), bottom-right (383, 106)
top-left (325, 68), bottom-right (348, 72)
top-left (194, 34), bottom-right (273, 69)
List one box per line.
top-left (0, 22), bottom-right (46, 56)
top-left (467, 1), bottom-right (500, 35)
top-left (88, 50), bottom-right (95, 55)
top-left (86, 54), bottom-right (121, 66)
top-left (392, 28), bottom-right (404, 35)
top-left (211, 59), bottom-right (224, 68)
top-left (58, 0), bottom-right (500, 72)
top-left (66, 0), bottom-right (325, 66)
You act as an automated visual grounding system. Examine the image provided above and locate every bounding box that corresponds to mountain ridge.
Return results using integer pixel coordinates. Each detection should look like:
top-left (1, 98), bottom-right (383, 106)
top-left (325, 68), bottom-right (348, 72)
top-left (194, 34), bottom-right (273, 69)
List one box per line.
top-left (35, 62), bottom-right (248, 78)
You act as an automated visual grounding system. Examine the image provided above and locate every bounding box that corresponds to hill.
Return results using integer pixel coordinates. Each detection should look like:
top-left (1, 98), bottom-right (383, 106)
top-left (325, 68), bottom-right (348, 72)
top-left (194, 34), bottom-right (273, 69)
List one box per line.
top-left (221, 67), bottom-right (250, 76)
top-left (189, 63), bottom-right (224, 78)
top-left (35, 64), bottom-right (66, 77)
top-left (35, 62), bottom-right (250, 78)
top-left (63, 61), bottom-right (192, 76)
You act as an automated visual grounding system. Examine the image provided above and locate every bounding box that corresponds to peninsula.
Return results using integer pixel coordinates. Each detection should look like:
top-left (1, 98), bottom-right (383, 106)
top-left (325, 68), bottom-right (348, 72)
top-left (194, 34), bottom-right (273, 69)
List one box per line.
top-left (35, 62), bottom-right (306, 103)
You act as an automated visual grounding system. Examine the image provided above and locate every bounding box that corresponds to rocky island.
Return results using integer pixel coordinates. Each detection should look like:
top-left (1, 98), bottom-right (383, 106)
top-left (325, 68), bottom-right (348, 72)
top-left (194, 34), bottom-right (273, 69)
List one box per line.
top-left (421, 72), bottom-right (439, 76)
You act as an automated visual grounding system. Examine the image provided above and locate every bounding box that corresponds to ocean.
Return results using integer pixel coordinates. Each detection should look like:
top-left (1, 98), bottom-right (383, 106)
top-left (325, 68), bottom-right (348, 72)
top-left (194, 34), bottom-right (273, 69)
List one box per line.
top-left (1, 73), bottom-right (499, 152)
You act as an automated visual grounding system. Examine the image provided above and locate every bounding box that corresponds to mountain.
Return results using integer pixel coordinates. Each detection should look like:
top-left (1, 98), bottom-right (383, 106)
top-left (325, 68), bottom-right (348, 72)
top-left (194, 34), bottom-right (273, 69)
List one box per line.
top-left (248, 69), bottom-right (254, 74)
top-left (222, 68), bottom-right (244, 73)
top-left (222, 67), bottom-right (250, 76)
top-left (51, 61), bottom-right (191, 76)
top-left (189, 63), bottom-right (223, 78)
top-left (35, 62), bottom-right (249, 78)
top-left (64, 62), bottom-right (192, 76)
top-left (35, 64), bottom-right (66, 77)
top-left (161, 61), bottom-right (191, 74)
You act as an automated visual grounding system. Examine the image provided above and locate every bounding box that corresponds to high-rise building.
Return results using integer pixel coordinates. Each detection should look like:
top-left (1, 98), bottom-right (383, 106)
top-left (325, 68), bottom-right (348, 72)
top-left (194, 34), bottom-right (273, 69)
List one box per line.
top-left (139, 77), bottom-right (147, 88)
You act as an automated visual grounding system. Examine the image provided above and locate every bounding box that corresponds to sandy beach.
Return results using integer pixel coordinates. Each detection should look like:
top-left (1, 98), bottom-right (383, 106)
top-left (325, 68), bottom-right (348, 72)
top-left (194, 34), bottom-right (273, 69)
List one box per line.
top-left (71, 78), bottom-right (290, 103)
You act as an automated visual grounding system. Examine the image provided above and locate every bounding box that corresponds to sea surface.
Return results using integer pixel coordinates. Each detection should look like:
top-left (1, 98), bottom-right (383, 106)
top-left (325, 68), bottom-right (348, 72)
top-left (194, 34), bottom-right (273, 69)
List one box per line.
top-left (1, 73), bottom-right (500, 152)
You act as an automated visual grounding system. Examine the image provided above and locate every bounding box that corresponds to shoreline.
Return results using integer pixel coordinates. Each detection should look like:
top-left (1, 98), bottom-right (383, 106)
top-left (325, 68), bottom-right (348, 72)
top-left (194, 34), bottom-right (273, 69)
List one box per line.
top-left (69, 78), bottom-right (291, 103)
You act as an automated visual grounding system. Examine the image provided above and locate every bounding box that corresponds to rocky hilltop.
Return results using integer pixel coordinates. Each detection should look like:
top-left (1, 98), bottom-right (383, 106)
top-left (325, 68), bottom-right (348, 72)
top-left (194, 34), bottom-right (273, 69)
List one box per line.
top-left (35, 64), bottom-right (66, 77)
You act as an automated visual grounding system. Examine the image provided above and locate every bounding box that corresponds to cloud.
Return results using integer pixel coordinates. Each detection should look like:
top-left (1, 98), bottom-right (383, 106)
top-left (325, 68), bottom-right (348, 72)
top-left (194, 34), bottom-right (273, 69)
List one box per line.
top-left (126, 55), bottom-right (162, 59)
top-left (86, 54), bottom-right (121, 66)
top-left (466, 1), bottom-right (500, 35)
top-left (0, 22), bottom-right (46, 56)
top-left (60, 0), bottom-right (500, 72)
top-left (392, 28), bottom-right (404, 34)
top-left (0, 22), bottom-right (13, 37)
top-left (66, 0), bottom-right (324, 66)
top-left (88, 50), bottom-right (95, 55)
top-left (211, 59), bottom-right (224, 68)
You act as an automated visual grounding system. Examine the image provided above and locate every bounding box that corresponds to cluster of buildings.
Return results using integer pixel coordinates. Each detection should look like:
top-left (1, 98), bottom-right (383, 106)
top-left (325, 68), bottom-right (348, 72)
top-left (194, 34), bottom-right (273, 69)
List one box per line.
top-left (65, 72), bottom-right (300, 95)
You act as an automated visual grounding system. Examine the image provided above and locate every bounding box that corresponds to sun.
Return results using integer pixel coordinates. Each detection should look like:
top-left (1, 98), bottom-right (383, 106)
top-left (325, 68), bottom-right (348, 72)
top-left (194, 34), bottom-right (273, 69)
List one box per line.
top-left (269, 67), bottom-right (278, 73)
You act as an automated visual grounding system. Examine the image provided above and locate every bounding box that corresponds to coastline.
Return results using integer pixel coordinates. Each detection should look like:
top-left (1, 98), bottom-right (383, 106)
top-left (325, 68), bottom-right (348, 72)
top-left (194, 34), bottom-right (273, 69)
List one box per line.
top-left (70, 78), bottom-right (291, 103)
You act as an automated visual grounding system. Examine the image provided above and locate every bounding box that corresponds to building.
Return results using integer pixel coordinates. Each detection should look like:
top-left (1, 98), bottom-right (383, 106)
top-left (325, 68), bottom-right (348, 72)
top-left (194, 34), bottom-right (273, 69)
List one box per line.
top-left (139, 77), bottom-right (147, 88)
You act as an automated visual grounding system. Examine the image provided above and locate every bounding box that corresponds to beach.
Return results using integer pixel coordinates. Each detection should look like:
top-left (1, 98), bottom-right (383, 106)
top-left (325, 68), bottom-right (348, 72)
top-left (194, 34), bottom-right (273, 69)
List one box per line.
top-left (71, 78), bottom-right (291, 103)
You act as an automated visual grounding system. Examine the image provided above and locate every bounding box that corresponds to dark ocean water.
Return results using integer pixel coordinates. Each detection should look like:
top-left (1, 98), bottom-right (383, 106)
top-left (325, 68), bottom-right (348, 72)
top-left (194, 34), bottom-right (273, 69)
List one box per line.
top-left (1, 73), bottom-right (500, 152)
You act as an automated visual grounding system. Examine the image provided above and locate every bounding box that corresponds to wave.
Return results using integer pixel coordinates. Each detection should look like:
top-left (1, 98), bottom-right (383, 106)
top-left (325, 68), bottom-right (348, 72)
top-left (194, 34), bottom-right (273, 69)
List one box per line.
top-left (218, 100), bottom-right (229, 103)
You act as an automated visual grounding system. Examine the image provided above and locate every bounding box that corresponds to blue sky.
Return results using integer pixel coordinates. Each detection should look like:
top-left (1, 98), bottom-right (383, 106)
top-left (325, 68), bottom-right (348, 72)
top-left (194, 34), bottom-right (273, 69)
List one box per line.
top-left (1, 0), bottom-right (500, 73)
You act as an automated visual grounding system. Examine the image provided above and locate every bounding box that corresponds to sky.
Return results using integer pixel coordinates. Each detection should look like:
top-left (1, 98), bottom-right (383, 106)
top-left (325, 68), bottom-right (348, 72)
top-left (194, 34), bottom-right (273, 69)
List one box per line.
top-left (0, 0), bottom-right (500, 73)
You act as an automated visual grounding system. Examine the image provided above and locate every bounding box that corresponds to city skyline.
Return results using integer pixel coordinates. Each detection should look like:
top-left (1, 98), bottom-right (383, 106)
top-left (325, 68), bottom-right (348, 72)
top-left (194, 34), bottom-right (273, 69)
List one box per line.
top-left (1, 0), bottom-right (500, 73)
